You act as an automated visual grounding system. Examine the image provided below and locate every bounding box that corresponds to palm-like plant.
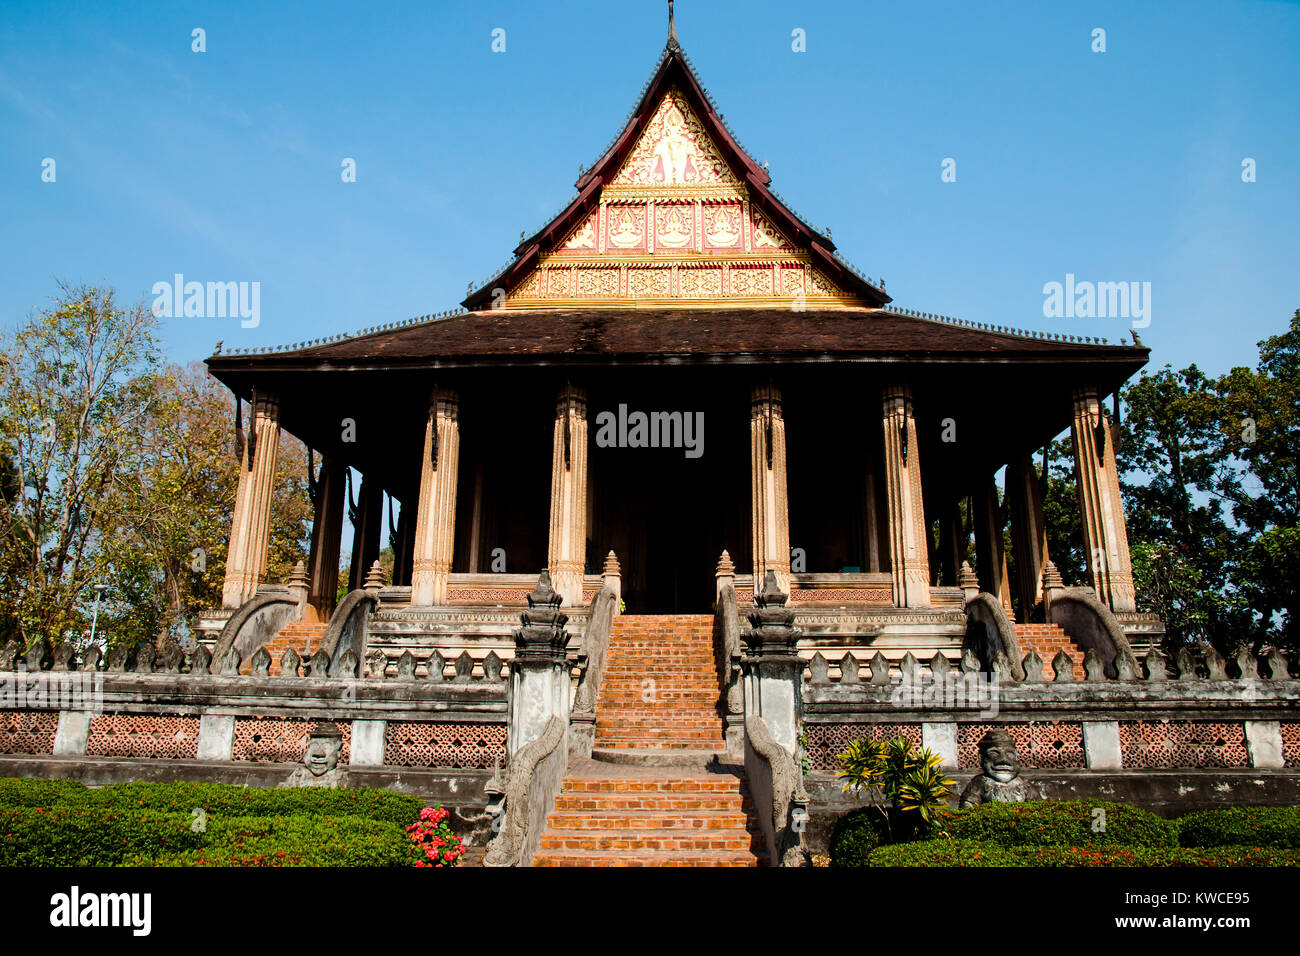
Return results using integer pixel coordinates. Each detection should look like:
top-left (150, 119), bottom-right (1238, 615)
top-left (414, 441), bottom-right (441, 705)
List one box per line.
top-left (836, 735), bottom-right (955, 839)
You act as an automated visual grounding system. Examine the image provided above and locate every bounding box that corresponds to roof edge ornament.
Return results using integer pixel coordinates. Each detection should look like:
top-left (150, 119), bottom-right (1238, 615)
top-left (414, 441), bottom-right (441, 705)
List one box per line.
top-left (667, 0), bottom-right (681, 52)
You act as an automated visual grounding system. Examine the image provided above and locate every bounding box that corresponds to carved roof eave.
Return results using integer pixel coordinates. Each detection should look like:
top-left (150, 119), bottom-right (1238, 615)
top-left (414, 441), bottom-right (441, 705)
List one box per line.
top-left (461, 45), bottom-right (890, 310)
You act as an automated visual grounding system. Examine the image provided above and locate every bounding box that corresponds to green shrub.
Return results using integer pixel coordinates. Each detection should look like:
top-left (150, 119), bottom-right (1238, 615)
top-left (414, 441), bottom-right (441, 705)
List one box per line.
top-left (828, 807), bottom-right (890, 868)
top-left (1177, 807), bottom-right (1300, 849)
top-left (868, 840), bottom-right (1300, 867)
top-left (127, 815), bottom-right (414, 867)
top-left (938, 800), bottom-right (1177, 848)
top-left (0, 806), bottom-right (204, 866)
top-left (1, 779), bottom-right (426, 826)
top-left (0, 777), bottom-right (89, 807)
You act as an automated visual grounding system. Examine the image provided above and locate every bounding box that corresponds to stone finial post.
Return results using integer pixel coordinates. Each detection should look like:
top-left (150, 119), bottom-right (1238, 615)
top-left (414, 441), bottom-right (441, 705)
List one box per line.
top-left (601, 550), bottom-right (621, 610)
top-left (1041, 560), bottom-right (1065, 617)
top-left (507, 571), bottom-right (572, 755)
top-left (740, 570), bottom-right (803, 754)
top-left (362, 559), bottom-right (386, 592)
top-left (715, 549), bottom-right (736, 598)
top-left (958, 560), bottom-right (980, 605)
top-left (287, 560), bottom-right (310, 617)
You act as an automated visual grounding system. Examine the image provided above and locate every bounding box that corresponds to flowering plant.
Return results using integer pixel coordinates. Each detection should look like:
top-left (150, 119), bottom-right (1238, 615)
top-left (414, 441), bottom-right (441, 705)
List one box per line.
top-left (406, 805), bottom-right (465, 867)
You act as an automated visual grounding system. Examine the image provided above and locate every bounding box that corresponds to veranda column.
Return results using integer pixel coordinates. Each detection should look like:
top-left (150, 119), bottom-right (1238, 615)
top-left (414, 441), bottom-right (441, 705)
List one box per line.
top-left (1071, 387), bottom-right (1136, 611)
top-left (750, 384), bottom-right (791, 594)
top-left (1006, 453), bottom-right (1049, 615)
top-left (348, 474), bottom-right (384, 592)
top-left (881, 385), bottom-right (930, 607)
top-left (863, 465), bottom-right (882, 573)
top-left (221, 392), bottom-right (282, 607)
top-left (547, 384), bottom-right (588, 608)
top-left (972, 476), bottom-right (1014, 615)
top-left (307, 456), bottom-right (345, 621)
top-left (411, 388), bottom-right (460, 605)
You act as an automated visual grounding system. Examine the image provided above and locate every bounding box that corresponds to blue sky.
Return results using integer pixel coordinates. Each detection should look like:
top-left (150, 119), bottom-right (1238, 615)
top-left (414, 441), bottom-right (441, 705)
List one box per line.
top-left (2, 0), bottom-right (1297, 376)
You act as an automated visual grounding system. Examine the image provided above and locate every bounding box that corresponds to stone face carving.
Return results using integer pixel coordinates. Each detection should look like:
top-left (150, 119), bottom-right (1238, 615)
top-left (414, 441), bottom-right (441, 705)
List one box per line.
top-left (959, 729), bottom-right (1030, 808)
top-left (279, 722), bottom-right (347, 788)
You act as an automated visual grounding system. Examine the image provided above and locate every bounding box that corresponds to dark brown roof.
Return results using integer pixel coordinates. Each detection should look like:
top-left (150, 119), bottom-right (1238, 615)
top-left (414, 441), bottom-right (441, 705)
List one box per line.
top-left (206, 307), bottom-right (1148, 372)
top-left (460, 43), bottom-right (889, 310)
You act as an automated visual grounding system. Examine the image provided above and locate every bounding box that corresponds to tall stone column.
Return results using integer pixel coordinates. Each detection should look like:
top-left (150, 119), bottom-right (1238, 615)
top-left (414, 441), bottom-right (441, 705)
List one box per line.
top-left (1006, 453), bottom-right (1049, 616)
top-left (411, 388), bottom-right (460, 606)
top-left (221, 392), bottom-right (282, 607)
top-left (750, 384), bottom-right (791, 594)
top-left (881, 385), bottom-right (930, 607)
top-left (863, 465), bottom-right (882, 573)
top-left (307, 456), bottom-right (345, 621)
top-left (1071, 387), bottom-right (1136, 611)
top-left (547, 384), bottom-right (588, 608)
top-left (348, 474), bottom-right (384, 592)
top-left (391, 499), bottom-right (414, 588)
top-left (973, 476), bottom-right (1014, 615)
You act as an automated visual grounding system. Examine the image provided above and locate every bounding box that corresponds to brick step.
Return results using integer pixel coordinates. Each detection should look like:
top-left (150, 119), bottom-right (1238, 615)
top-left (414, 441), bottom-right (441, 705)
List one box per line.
top-left (533, 851), bottom-right (759, 867)
top-left (596, 739), bottom-right (728, 750)
top-left (545, 810), bottom-right (752, 830)
top-left (561, 776), bottom-right (744, 793)
top-left (538, 830), bottom-right (759, 852)
top-left (554, 792), bottom-right (748, 812)
top-left (596, 715), bottom-right (721, 726)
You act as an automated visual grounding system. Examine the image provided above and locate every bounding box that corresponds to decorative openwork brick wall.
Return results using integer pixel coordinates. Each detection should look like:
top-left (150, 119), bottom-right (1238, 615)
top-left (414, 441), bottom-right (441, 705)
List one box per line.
top-left (1278, 721), bottom-right (1299, 767)
top-left (1118, 720), bottom-right (1249, 769)
top-left (0, 711), bottom-right (59, 755)
top-left (957, 721), bottom-right (1085, 770)
top-left (804, 722), bottom-right (922, 772)
top-left (383, 721), bottom-right (507, 770)
top-left (789, 588), bottom-right (892, 605)
top-left (232, 717), bottom-right (352, 763)
top-left (85, 714), bottom-right (200, 760)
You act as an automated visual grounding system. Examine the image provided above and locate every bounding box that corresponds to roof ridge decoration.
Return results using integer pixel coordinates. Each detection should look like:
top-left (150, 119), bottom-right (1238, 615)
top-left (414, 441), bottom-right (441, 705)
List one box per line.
top-left (462, 17), bottom-right (888, 312)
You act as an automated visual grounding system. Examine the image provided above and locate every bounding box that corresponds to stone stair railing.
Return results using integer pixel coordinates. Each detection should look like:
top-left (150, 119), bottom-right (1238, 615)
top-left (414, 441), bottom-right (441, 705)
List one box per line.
top-left (570, 586), bottom-right (618, 758)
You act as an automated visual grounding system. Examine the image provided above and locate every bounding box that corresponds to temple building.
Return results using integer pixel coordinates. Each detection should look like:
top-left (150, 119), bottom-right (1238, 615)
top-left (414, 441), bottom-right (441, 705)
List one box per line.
top-left (202, 16), bottom-right (1163, 670)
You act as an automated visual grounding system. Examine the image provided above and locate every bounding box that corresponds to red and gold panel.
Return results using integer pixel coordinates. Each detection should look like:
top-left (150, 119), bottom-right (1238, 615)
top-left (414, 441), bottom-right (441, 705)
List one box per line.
top-left (654, 203), bottom-right (694, 251)
top-left (575, 267), bottom-right (620, 298)
top-left (627, 267), bottom-right (671, 298)
top-left (556, 210), bottom-right (598, 254)
top-left (604, 204), bottom-right (647, 251)
top-left (702, 203), bottom-right (744, 251)
top-left (751, 209), bottom-right (791, 251)
top-left (780, 264), bottom-right (806, 298)
top-left (610, 90), bottom-right (738, 187)
top-left (545, 267), bottom-right (572, 297)
top-left (729, 265), bottom-right (774, 297)
top-left (678, 266), bottom-right (723, 298)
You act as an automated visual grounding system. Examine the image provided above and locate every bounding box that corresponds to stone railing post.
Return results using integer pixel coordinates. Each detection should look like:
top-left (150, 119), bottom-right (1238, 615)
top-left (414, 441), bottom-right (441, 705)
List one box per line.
top-left (715, 549), bottom-right (736, 599)
top-left (601, 550), bottom-right (621, 611)
top-left (507, 571), bottom-right (572, 755)
top-left (740, 570), bottom-right (803, 753)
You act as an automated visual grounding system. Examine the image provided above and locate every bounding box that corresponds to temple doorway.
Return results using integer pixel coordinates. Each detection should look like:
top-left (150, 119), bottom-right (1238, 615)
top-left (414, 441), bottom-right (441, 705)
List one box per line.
top-left (588, 380), bottom-right (750, 614)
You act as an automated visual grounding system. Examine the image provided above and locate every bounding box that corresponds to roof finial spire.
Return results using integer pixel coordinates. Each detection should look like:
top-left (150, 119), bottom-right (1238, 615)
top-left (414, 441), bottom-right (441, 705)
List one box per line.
top-left (667, 0), bottom-right (680, 51)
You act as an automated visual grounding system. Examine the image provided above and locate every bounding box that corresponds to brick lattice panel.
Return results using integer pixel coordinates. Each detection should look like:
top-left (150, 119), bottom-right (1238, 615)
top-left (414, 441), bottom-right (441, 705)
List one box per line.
top-left (957, 721), bottom-right (1085, 770)
top-left (805, 722), bottom-right (923, 772)
top-left (0, 711), bottom-right (59, 755)
top-left (789, 588), bottom-right (892, 605)
top-left (1281, 722), bottom-right (1300, 768)
top-left (1118, 719), bottom-right (1249, 769)
top-left (85, 714), bottom-right (201, 760)
top-left (231, 717), bottom-right (351, 764)
top-left (383, 721), bottom-right (507, 770)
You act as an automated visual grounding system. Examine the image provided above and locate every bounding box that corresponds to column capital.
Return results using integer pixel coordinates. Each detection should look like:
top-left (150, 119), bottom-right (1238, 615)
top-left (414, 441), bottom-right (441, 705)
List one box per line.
top-left (750, 382), bottom-right (783, 414)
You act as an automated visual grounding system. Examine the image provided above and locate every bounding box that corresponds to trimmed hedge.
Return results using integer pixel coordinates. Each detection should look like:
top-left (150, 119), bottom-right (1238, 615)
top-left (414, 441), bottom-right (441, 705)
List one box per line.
top-left (0, 777), bottom-right (89, 807)
top-left (125, 815), bottom-right (414, 867)
top-left (869, 840), bottom-right (1300, 867)
top-left (0, 778), bottom-right (425, 827)
top-left (936, 800), bottom-right (1178, 848)
top-left (1177, 807), bottom-right (1300, 849)
top-left (828, 807), bottom-right (890, 868)
top-left (0, 806), bottom-right (204, 866)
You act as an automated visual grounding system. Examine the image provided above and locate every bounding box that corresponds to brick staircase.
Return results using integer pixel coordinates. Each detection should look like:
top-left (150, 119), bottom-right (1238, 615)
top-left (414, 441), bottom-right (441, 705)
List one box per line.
top-left (593, 614), bottom-right (726, 754)
top-left (256, 622), bottom-right (327, 674)
top-left (1014, 622), bottom-right (1085, 672)
top-left (532, 614), bottom-right (763, 866)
